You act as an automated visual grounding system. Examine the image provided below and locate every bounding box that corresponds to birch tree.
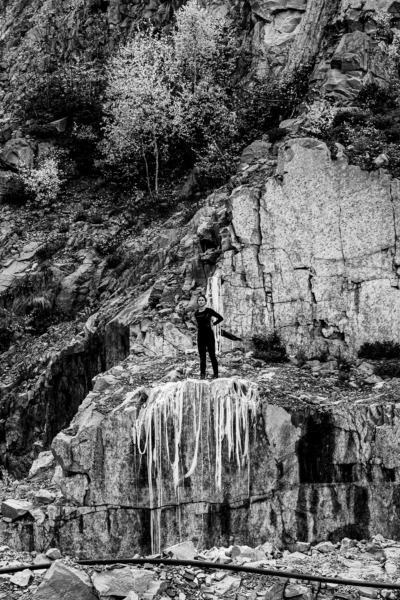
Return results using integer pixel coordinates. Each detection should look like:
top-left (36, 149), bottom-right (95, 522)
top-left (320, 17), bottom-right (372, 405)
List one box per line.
top-left (102, 31), bottom-right (183, 195)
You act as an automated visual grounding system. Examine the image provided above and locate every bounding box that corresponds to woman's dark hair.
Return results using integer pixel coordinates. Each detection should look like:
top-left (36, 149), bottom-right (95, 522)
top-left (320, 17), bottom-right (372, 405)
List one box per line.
top-left (197, 294), bottom-right (207, 302)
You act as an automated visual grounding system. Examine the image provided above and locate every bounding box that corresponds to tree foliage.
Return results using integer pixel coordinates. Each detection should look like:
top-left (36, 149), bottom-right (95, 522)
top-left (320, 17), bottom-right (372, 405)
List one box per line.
top-left (101, 31), bottom-right (183, 195)
top-left (6, 0), bottom-right (106, 123)
top-left (19, 150), bottom-right (63, 207)
top-left (100, 0), bottom-right (240, 195)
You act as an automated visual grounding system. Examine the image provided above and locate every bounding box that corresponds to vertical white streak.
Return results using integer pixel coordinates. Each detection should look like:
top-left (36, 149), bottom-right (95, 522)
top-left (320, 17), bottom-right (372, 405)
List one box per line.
top-left (131, 378), bottom-right (258, 553)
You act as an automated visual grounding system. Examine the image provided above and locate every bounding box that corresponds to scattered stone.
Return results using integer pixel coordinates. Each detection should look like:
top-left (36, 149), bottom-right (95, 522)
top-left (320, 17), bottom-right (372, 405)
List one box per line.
top-left (294, 542), bottom-right (310, 553)
top-left (165, 541), bottom-right (198, 560)
top-left (285, 585), bottom-right (309, 599)
top-left (34, 561), bottom-right (97, 600)
top-left (93, 374), bottom-right (118, 392)
top-left (315, 541), bottom-right (335, 553)
top-left (9, 569), bottom-right (33, 587)
top-left (384, 547), bottom-right (400, 560)
top-left (288, 552), bottom-right (308, 561)
top-left (143, 580), bottom-right (168, 599)
top-left (385, 561), bottom-right (398, 575)
top-left (45, 548), bottom-right (62, 560)
top-left (339, 538), bottom-right (357, 553)
top-left (213, 575), bottom-right (241, 597)
top-left (34, 489), bottom-right (56, 504)
top-left (28, 451), bottom-right (55, 479)
top-left (1, 499), bottom-right (33, 521)
top-left (358, 588), bottom-right (379, 599)
top-left (92, 568), bottom-right (154, 597)
top-left (364, 542), bottom-right (385, 559)
top-left (34, 554), bottom-right (50, 565)
top-left (374, 153), bottom-right (389, 168)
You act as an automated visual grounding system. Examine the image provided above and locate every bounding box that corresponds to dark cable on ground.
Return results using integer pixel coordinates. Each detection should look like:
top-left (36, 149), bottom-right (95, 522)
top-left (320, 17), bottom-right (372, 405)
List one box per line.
top-left (0, 557), bottom-right (399, 589)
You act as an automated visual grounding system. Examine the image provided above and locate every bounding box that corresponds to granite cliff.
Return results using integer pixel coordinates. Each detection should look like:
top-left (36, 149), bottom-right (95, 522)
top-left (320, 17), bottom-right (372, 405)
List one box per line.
top-left (1, 0), bottom-right (400, 566)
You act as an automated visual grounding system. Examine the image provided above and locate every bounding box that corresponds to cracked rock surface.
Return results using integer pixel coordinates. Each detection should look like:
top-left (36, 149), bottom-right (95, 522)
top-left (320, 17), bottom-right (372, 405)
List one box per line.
top-left (221, 138), bottom-right (400, 358)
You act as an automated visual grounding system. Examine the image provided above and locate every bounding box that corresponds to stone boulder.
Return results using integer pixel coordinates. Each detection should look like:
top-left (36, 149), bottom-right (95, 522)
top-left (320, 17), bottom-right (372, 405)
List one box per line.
top-left (9, 569), bottom-right (33, 587)
top-left (240, 141), bottom-right (271, 167)
top-left (248, 0), bottom-right (306, 22)
top-left (34, 489), bottom-right (56, 504)
top-left (34, 561), bottom-right (97, 600)
top-left (0, 258), bottom-right (31, 293)
top-left (0, 137), bottom-right (35, 169)
top-left (91, 568), bottom-right (155, 597)
top-left (165, 540), bottom-right (198, 560)
top-left (28, 451), bottom-right (55, 479)
top-left (1, 499), bottom-right (33, 521)
top-left (55, 249), bottom-right (99, 314)
top-left (318, 31), bottom-right (390, 99)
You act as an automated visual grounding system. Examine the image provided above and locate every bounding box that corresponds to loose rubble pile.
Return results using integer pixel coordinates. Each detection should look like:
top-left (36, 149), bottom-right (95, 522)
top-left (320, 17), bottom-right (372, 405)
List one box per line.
top-left (55, 351), bottom-right (400, 416)
top-left (0, 537), bottom-right (400, 600)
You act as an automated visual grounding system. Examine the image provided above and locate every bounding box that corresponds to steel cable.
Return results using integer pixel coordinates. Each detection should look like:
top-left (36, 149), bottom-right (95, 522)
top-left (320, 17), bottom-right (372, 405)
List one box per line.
top-left (0, 557), bottom-right (399, 589)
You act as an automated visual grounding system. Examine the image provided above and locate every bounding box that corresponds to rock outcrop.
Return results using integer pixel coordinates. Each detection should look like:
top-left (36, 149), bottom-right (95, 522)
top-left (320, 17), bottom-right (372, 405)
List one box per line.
top-left (2, 134), bottom-right (400, 478)
top-left (41, 375), bottom-right (400, 557)
top-left (0, 0), bottom-right (396, 117)
top-left (221, 137), bottom-right (400, 358)
top-left (0, 332), bottom-right (106, 476)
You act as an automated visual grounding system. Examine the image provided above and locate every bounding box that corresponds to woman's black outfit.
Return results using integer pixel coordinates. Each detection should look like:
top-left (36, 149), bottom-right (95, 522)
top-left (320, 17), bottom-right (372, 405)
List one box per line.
top-left (195, 307), bottom-right (224, 378)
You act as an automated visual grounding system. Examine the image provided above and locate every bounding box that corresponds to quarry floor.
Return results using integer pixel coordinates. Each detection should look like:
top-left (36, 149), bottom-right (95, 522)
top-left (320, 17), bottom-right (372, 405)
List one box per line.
top-left (0, 534), bottom-right (398, 599)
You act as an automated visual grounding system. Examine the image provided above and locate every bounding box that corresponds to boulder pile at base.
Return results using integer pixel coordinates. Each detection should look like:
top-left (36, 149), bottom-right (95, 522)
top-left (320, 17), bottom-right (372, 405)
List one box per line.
top-left (0, 537), bottom-right (399, 600)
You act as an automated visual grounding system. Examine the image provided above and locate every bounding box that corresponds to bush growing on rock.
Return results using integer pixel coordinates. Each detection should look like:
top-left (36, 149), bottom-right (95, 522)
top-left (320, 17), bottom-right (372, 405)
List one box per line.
top-left (0, 311), bottom-right (14, 353)
top-left (235, 62), bottom-right (313, 144)
top-left (94, 231), bottom-right (126, 255)
top-left (358, 340), bottom-right (400, 360)
top-left (252, 332), bottom-right (287, 363)
top-left (19, 150), bottom-right (63, 207)
top-left (375, 361), bottom-right (400, 379)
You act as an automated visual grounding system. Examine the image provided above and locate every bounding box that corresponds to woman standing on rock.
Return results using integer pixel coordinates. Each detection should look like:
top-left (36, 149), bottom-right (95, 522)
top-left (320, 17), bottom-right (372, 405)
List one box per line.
top-left (195, 294), bottom-right (223, 380)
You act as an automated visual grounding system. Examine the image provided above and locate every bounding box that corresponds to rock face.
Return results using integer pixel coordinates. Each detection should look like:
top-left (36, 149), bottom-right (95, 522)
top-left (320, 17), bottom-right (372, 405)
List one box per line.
top-left (46, 377), bottom-right (400, 557)
top-left (101, 138), bottom-right (400, 365)
top-left (250, 0), bottom-right (393, 97)
top-left (0, 333), bottom-right (106, 476)
top-left (0, 0), bottom-right (396, 111)
top-left (221, 137), bottom-right (400, 358)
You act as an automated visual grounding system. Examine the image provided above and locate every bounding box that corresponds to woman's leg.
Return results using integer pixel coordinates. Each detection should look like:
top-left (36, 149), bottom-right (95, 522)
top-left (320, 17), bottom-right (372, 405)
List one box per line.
top-left (198, 336), bottom-right (207, 377)
top-left (206, 332), bottom-right (218, 377)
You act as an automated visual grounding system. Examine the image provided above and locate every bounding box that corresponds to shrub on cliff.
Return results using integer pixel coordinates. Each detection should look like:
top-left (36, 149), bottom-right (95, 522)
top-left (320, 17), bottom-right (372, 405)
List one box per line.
top-left (0, 311), bottom-right (14, 353)
top-left (19, 150), bottom-right (64, 207)
top-left (252, 332), bottom-right (287, 363)
top-left (235, 62), bottom-right (313, 144)
top-left (358, 340), bottom-right (400, 360)
top-left (375, 361), bottom-right (400, 379)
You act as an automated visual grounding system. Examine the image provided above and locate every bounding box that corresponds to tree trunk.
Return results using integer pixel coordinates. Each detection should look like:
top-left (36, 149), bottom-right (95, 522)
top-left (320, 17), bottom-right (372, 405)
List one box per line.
top-left (153, 133), bottom-right (159, 195)
top-left (141, 139), bottom-right (153, 197)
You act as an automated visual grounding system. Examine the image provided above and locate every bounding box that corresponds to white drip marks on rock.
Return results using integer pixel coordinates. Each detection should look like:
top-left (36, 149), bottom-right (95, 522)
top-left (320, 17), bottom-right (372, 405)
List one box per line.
top-left (131, 378), bottom-right (259, 552)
